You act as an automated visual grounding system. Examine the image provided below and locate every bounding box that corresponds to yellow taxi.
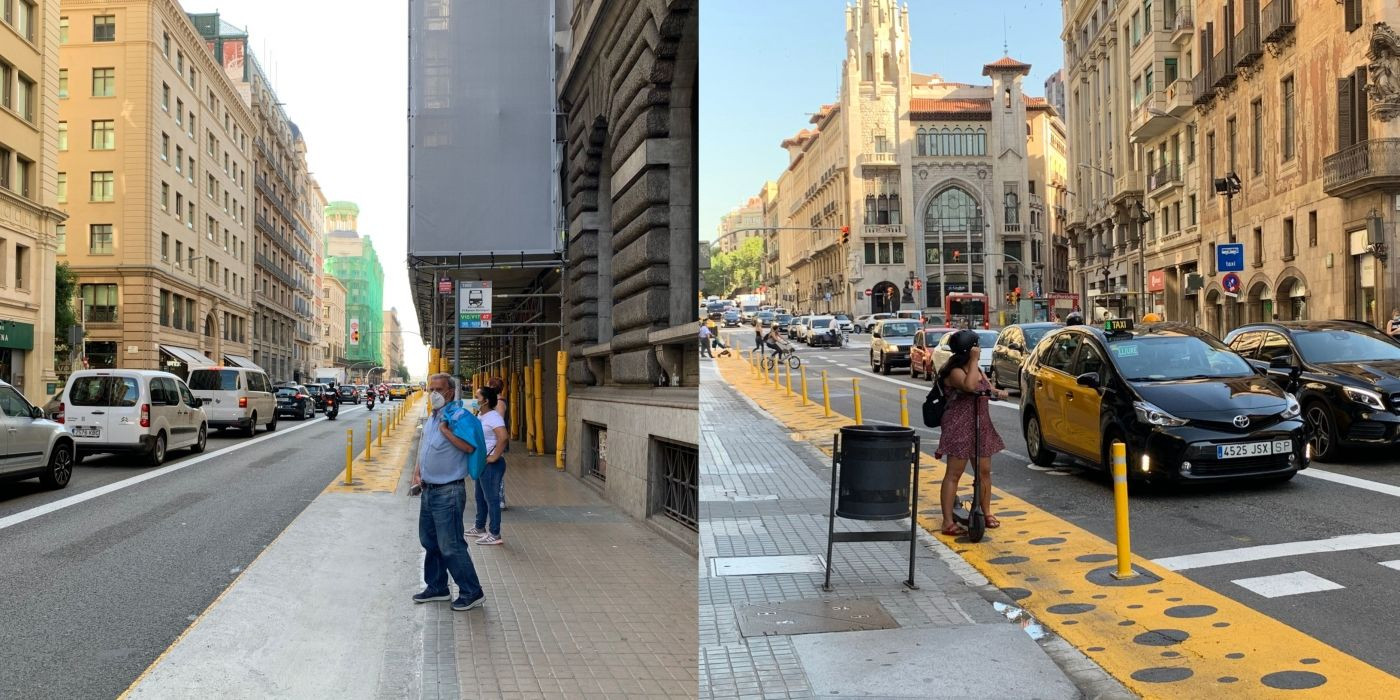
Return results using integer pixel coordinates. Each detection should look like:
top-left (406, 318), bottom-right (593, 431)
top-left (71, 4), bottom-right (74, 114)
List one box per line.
top-left (1019, 319), bottom-right (1308, 484)
top-left (388, 383), bottom-right (410, 400)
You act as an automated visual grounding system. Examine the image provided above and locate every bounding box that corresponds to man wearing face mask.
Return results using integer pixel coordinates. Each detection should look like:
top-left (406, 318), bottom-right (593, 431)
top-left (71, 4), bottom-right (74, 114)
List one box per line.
top-left (410, 373), bottom-right (486, 612)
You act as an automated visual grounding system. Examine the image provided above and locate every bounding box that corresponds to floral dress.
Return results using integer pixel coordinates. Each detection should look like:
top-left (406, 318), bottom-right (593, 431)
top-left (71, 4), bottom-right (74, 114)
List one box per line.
top-left (935, 375), bottom-right (1005, 460)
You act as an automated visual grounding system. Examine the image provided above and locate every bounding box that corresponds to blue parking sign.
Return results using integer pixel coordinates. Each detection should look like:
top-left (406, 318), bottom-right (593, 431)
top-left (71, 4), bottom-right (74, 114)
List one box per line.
top-left (1216, 243), bottom-right (1244, 272)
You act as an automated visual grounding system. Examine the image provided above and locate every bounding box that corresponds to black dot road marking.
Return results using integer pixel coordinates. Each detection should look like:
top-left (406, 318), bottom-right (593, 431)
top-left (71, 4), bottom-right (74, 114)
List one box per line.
top-left (1261, 671), bottom-right (1328, 690)
top-left (1029, 537), bottom-right (1067, 545)
top-left (1212, 622), bottom-right (1231, 628)
top-left (1226, 653), bottom-right (1246, 659)
top-left (1131, 667), bottom-right (1193, 683)
top-left (1057, 589), bottom-right (1074, 594)
top-left (1076, 553), bottom-right (1115, 563)
top-left (1162, 651), bottom-right (1182, 658)
top-left (1092, 594), bottom-right (1108, 600)
top-left (1134, 629), bottom-right (1190, 646)
top-left (988, 555), bottom-right (1029, 564)
top-left (1003, 587), bottom-right (1031, 601)
top-left (1218, 677), bottom-right (1239, 684)
top-left (1301, 658), bottom-right (1320, 665)
top-left (1046, 603), bottom-right (1096, 614)
top-left (1164, 605), bottom-right (1218, 619)
top-left (1087, 646), bottom-right (1105, 652)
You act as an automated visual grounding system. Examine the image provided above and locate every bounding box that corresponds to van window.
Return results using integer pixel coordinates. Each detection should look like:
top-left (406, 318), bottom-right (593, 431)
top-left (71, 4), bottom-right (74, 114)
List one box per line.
top-left (69, 376), bottom-right (140, 407)
top-left (178, 381), bottom-right (197, 407)
top-left (189, 369), bottom-right (239, 391)
top-left (251, 373), bottom-right (270, 393)
top-left (152, 378), bottom-right (180, 405)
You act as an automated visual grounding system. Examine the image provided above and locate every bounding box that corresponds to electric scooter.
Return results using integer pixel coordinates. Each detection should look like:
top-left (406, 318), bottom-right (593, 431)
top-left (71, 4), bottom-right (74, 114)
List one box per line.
top-left (952, 388), bottom-right (994, 543)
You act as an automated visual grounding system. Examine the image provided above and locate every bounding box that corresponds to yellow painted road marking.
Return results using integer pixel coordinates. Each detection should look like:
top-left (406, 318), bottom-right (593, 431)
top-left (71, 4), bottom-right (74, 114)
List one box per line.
top-left (326, 401), bottom-right (425, 494)
top-left (714, 354), bottom-right (1400, 698)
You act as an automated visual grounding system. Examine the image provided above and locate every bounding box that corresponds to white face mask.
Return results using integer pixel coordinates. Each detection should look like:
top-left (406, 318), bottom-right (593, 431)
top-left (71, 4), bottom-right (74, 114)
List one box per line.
top-left (429, 391), bottom-right (447, 411)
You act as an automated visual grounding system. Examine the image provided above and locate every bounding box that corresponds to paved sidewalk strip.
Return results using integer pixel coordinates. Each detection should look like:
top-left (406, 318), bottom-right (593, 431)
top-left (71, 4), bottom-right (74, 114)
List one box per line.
top-left (714, 352), bottom-right (1400, 698)
top-left (125, 405), bottom-right (697, 699)
top-left (700, 361), bottom-right (1080, 700)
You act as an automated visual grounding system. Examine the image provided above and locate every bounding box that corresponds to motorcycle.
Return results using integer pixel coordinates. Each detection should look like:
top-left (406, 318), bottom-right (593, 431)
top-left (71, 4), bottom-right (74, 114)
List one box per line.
top-left (325, 393), bottom-right (339, 421)
top-left (366, 392), bottom-right (376, 410)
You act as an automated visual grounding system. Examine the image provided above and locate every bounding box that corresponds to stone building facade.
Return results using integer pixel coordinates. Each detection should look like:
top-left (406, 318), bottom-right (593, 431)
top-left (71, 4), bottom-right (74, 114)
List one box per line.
top-left (714, 195), bottom-right (763, 254)
top-left (559, 0), bottom-right (697, 547)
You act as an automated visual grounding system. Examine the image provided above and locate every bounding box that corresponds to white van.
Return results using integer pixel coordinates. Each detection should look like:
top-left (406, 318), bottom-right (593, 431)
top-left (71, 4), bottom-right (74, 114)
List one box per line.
top-left (187, 366), bottom-right (277, 436)
top-left (61, 370), bottom-right (208, 466)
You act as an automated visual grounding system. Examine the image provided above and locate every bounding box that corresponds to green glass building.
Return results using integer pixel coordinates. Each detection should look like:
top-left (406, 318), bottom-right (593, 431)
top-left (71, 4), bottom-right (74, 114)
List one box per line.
top-left (323, 202), bottom-right (385, 368)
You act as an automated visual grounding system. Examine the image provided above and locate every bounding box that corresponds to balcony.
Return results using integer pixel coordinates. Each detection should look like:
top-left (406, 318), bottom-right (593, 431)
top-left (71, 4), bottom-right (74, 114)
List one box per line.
top-left (1028, 193), bottom-right (1044, 211)
top-left (1212, 48), bottom-right (1236, 88)
top-left (1323, 139), bottom-right (1400, 197)
top-left (1170, 7), bottom-right (1194, 43)
top-left (254, 213), bottom-right (294, 255)
top-left (1130, 92), bottom-right (1175, 143)
top-left (85, 307), bottom-right (118, 323)
top-left (255, 175), bottom-right (297, 228)
top-left (857, 152), bottom-right (898, 171)
top-left (1165, 78), bottom-right (1194, 116)
top-left (256, 251), bottom-right (298, 289)
top-left (862, 223), bottom-right (903, 236)
top-left (1234, 22), bottom-right (1262, 68)
top-left (1147, 162), bottom-right (1182, 197)
top-left (1263, 0), bottom-right (1295, 43)
top-left (1192, 71), bottom-right (1215, 105)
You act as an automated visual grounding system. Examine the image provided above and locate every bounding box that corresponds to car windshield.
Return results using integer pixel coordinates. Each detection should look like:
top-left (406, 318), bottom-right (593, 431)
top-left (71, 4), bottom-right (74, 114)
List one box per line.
top-left (1292, 328), bottom-right (1400, 363)
top-left (976, 331), bottom-right (998, 348)
top-left (1024, 327), bottom-right (1052, 346)
top-left (810, 318), bottom-right (833, 329)
top-left (69, 376), bottom-right (139, 407)
top-left (742, 305), bottom-right (758, 313)
top-left (724, 310), bottom-right (739, 318)
top-left (881, 322), bottom-right (918, 337)
top-left (836, 315), bottom-right (850, 321)
top-left (306, 385), bottom-right (324, 396)
top-left (1113, 336), bottom-right (1253, 381)
top-left (276, 387), bottom-right (301, 397)
top-left (188, 369), bottom-right (238, 391)
top-left (777, 314), bottom-right (792, 323)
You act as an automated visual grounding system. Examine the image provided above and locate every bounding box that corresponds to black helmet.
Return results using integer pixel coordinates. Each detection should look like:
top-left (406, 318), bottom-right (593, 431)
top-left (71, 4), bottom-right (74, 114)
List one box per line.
top-left (947, 329), bottom-right (979, 354)
top-left (1064, 311), bottom-right (1084, 326)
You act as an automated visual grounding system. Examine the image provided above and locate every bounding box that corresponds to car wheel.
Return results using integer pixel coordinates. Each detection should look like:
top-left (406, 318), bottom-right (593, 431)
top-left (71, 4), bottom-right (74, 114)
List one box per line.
top-left (244, 412), bottom-right (258, 437)
top-left (910, 361), bottom-right (920, 379)
top-left (148, 432), bottom-right (167, 467)
top-left (1024, 412), bottom-right (1056, 467)
top-left (881, 355), bottom-right (891, 375)
top-left (871, 352), bottom-right (879, 372)
top-left (304, 403), bottom-right (314, 420)
top-left (40, 441), bottom-right (74, 489)
top-left (266, 412), bottom-right (278, 432)
top-left (191, 424), bottom-right (208, 454)
top-left (1305, 401), bottom-right (1339, 462)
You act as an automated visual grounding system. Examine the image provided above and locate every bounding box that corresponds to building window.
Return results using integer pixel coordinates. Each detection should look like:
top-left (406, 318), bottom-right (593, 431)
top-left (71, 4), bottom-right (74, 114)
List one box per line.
top-left (1252, 227), bottom-right (1263, 266)
top-left (15, 157), bottom-right (30, 198)
top-left (652, 438), bottom-right (697, 532)
top-left (864, 242), bottom-right (876, 264)
top-left (1283, 217), bottom-right (1295, 259)
top-left (175, 145), bottom-right (183, 171)
top-left (1004, 190), bottom-right (1020, 226)
top-left (161, 182), bottom-right (169, 211)
top-left (56, 172), bottom-right (66, 203)
top-left (92, 120), bottom-right (115, 150)
top-left (586, 423), bottom-right (607, 480)
top-left (1251, 99), bottom-right (1263, 175)
top-left (14, 243), bottom-right (28, 288)
top-left (1282, 76), bottom-right (1295, 162)
top-left (162, 30), bottom-right (170, 57)
top-left (58, 69), bottom-right (67, 98)
top-left (89, 224), bottom-right (114, 255)
top-left (1338, 67), bottom-right (1370, 150)
top-left (1189, 194), bottom-right (1197, 225)
top-left (1227, 117), bottom-right (1237, 172)
top-left (93, 15), bottom-right (115, 42)
top-left (161, 232), bottom-right (169, 260)
top-left (1186, 124), bottom-right (1196, 163)
top-left (892, 242), bottom-right (904, 264)
top-left (1206, 131), bottom-right (1216, 196)
top-left (82, 284), bottom-right (118, 321)
top-left (176, 98), bottom-right (183, 125)
top-left (57, 122), bottom-right (67, 151)
top-left (92, 68), bottom-right (115, 97)
top-left (1309, 210), bottom-right (1317, 247)
top-left (56, 224), bottom-right (65, 255)
top-left (161, 133), bottom-right (169, 161)
top-left (90, 171), bottom-right (114, 202)
top-left (162, 82), bottom-right (169, 111)
top-left (1345, 0), bottom-right (1363, 32)
top-left (59, 16), bottom-right (69, 44)
top-left (16, 74), bottom-right (33, 121)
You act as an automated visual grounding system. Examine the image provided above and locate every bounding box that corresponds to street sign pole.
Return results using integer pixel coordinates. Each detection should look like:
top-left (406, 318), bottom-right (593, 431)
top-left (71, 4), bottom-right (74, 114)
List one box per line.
top-left (939, 228), bottom-right (946, 313)
top-left (454, 284), bottom-right (461, 382)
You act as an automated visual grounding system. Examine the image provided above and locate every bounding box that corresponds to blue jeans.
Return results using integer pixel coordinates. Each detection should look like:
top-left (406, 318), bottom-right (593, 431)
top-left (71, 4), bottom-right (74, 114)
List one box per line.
top-left (474, 458), bottom-right (506, 536)
top-left (419, 481), bottom-right (483, 600)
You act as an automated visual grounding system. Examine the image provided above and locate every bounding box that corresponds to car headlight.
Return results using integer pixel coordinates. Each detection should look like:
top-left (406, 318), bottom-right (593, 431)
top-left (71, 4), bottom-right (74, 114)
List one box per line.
top-left (1343, 386), bottom-right (1386, 411)
top-left (1133, 400), bottom-right (1189, 427)
top-left (1281, 393), bottom-right (1301, 420)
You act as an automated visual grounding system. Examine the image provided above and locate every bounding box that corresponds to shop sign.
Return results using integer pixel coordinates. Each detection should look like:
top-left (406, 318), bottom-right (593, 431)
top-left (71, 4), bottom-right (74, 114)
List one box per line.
top-left (1147, 269), bottom-right (1166, 293)
top-left (0, 319), bottom-right (35, 350)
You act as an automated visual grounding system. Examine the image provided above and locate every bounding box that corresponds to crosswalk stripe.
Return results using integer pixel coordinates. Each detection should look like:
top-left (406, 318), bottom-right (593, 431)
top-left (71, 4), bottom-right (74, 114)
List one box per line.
top-left (1230, 571), bottom-right (1345, 598)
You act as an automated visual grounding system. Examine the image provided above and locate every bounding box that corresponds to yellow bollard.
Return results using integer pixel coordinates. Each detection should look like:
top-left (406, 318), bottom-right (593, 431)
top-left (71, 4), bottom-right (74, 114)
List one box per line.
top-left (1111, 441), bottom-right (1135, 579)
top-left (533, 357), bottom-right (545, 455)
top-left (522, 365), bottom-right (535, 454)
top-left (345, 429), bottom-right (353, 485)
top-left (556, 350), bottom-right (568, 471)
top-left (800, 367), bottom-right (809, 406)
top-left (378, 414), bottom-right (384, 448)
top-left (853, 378), bottom-right (863, 425)
top-left (899, 388), bottom-right (909, 427)
top-left (366, 418), bottom-right (374, 461)
top-left (821, 370), bottom-right (831, 418)
top-left (784, 361), bottom-right (793, 397)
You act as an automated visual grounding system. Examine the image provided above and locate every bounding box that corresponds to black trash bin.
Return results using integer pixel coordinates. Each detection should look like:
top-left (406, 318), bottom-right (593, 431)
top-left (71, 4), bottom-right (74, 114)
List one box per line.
top-left (835, 425), bottom-right (916, 520)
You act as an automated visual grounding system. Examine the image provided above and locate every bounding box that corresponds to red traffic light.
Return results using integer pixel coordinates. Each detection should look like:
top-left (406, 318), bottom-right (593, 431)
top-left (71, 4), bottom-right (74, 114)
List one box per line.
top-left (913, 280), bottom-right (922, 290)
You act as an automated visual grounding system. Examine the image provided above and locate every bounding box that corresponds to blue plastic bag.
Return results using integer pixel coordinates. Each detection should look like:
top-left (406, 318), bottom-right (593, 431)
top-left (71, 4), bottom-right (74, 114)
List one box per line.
top-left (441, 401), bottom-right (487, 480)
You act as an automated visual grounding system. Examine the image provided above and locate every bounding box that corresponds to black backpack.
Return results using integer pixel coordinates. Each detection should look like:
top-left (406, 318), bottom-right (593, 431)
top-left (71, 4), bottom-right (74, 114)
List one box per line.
top-left (922, 378), bottom-right (948, 428)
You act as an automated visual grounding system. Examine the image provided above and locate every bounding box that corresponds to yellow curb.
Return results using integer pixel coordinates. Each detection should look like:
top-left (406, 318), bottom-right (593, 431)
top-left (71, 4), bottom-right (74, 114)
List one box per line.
top-left (325, 402), bottom-right (425, 494)
top-left (715, 354), bottom-right (1400, 698)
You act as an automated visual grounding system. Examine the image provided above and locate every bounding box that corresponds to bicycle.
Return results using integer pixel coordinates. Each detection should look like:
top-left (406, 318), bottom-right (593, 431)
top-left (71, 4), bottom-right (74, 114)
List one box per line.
top-left (762, 345), bottom-right (802, 371)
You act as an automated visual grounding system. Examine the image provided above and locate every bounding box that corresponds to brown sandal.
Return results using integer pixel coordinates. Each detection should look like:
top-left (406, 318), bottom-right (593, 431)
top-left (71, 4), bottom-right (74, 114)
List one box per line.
top-left (941, 522), bottom-right (967, 536)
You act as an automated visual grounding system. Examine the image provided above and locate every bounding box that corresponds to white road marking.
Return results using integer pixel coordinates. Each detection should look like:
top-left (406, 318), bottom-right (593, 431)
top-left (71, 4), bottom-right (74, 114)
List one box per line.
top-left (1299, 468), bottom-right (1400, 499)
top-left (1380, 560), bottom-right (1400, 573)
top-left (1154, 532), bottom-right (1400, 571)
top-left (1230, 571), bottom-right (1345, 598)
top-left (836, 363), bottom-right (850, 368)
top-left (0, 408), bottom-right (360, 533)
top-left (842, 366), bottom-right (1021, 410)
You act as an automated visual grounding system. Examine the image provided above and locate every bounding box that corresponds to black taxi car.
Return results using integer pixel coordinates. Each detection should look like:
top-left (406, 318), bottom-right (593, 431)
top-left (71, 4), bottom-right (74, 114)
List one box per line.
top-left (1020, 320), bottom-right (1308, 483)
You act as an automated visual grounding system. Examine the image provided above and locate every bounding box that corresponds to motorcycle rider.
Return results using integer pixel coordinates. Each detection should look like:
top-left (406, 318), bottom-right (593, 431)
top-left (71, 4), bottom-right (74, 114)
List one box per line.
top-left (324, 381), bottom-right (340, 420)
top-left (366, 385), bottom-right (377, 410)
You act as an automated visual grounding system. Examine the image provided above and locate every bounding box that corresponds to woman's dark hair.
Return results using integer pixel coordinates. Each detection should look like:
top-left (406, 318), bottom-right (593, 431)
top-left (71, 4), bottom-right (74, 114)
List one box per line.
top-left (487, 376), bottom-right (504, 392)
top-left (935, 348), bottom-right (974, 389)
top-left (479, 385), bottom-right (500, 409)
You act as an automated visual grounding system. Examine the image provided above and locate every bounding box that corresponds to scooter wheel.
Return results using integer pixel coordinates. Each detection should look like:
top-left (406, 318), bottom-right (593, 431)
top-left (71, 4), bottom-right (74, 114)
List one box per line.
top-left (967, 511), bottom-right (986, 543)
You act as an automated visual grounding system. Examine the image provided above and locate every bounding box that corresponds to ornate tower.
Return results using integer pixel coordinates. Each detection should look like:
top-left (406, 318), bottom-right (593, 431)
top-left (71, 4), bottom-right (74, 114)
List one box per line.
top-left (983, 56), bottom-right (1033, 296)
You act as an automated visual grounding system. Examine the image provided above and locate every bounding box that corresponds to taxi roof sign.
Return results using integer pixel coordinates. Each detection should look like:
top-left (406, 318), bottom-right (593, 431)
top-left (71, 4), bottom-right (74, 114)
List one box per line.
top-left (1103, 318), bottom-right (1135, 334)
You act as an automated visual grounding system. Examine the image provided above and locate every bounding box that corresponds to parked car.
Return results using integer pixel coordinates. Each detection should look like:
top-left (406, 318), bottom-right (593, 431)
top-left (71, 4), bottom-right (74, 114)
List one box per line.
top-left (988, 323), bottom-right (1063, 392)
top-left (805, 316), bottom-right (840, 346)
top-left (61, 370), bottom-right (208, 466)
top-left (869, 319), bottom-right (921, 374)
top-left (187, 366), bottom-right (277, 437)
top-left (853, 313), bottom-right (894, 334)
top-left (1225, 319), bottom-right (1400, 461)
top-left (833, 314), bottom-right (854, 333)
top-left (909, 327), bottom-right (958, 379)
top-left (1021, 321), bottom-right (1307, 484)
top-left (0, 380), bottom-right (76, 489)
top-left (895, 310), bottom-right (925, 323)
top-left (338, 384), bottom-right (361, 404)
top-left (722, 308), bottom-right (743, 327)
top-left (789, 315), bottom-right (813, 342)
top-left (42, 390), bottom-right (63, 420)
top-left (275, 385), bottom-right (317, 420)
top-left (929, 329), bottom-right (998, 377)
top-left (304, 383), bottom-right (331, 411)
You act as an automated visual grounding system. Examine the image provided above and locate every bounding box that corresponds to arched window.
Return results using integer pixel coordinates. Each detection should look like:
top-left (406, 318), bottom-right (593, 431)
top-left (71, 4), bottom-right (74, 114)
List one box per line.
top-left (883, 53), bottom-right (895, 83)
top-left (865, 195), bottom-right (877, 224)
top-left (923, 187), bottom-right (985, 297)
top-left (1004, 191), bottom-right (1020, 225)
top-left (888, 194), bottom-right (901, 225)
top-left (916, 128), bottom-right (927, 156)
top-left (976, 128), bottom-right (987, 155)
top-left (1004, 88), bottom-right (1012, 108)
top-left (865, 53), bottom-right (874, 80)
top-left (940, 128), bottom-right (951, 155)
top-left (877, 195), bottom-right (890, 225)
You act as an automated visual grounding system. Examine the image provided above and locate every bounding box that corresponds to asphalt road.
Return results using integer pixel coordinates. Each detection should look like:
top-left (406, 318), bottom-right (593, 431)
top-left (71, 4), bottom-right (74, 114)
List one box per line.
top-left (726, 329), bottom-right (1400, 679)
top-left (0, 403), bottom-right (380, 700)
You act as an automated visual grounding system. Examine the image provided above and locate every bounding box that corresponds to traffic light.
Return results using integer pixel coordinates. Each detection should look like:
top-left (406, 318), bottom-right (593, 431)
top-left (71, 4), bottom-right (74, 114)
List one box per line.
top-left (1005, 292), bottom-right (1013, 305)
top-left (841, 226), bottom-right (850, 245)
top-left (351, 330), bottom-right (360, 344)
top-left (1013, 287), bottom-right (1022, 304)
top-left (913, 280), bottom-right (922, 291)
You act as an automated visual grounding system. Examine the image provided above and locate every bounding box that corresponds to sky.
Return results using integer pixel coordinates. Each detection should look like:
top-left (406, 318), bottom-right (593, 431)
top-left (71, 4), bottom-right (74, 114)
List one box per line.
top-left (181, 0), bottom-right (423, 377)
top-left (700, 0), bottom-right (1067, 242)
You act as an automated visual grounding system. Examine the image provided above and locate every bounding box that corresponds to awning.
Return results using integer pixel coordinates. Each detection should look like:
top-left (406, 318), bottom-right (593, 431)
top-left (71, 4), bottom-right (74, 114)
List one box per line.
top-left (223, 354), bottom-right (263, 371)
top-left (160, 345), bottom-right (214, 368)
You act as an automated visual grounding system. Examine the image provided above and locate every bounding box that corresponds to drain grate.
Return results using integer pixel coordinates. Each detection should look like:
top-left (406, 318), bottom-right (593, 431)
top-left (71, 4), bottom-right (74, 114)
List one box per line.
top-left (711, 554), bottom-right (826, 577)
top-left (736, 598), bottom-right (899, 637)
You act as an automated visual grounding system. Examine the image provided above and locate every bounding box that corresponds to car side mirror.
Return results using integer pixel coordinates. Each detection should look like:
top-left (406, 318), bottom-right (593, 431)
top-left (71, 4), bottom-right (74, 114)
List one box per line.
top-left (30, 405), bottom-right (43, 419)
top-left (1075, 372), bottom-right (1100, 389)
top-left (872, 331), bottom-right (881, 338)
top-left (1268, 355), bottom-right (1297, 371)
top-left (1010, 342), bottom-right (1024, 352)
top-left (193, 398), bottom-right (204, 407)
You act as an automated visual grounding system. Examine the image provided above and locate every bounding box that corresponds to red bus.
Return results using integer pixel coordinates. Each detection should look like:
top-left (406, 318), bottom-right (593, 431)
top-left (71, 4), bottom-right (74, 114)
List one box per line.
top-left (945, 293), bottom-right (990, 329)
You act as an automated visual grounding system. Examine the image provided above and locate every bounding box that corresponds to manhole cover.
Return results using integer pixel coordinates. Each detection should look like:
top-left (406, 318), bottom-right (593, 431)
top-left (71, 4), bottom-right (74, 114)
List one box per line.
top-left (711, 554), bottom-right (826, 577)
top-left (736, 598), bottom-right (899, 637)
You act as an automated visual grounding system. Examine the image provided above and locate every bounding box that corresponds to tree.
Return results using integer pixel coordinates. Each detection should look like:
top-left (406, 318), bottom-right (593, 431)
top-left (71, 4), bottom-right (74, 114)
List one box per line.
top-left (53, 262), bottom-right (78, 358)
top-left (395, 363), bottom-right (410, 381)
top-left (700, 237), bottom-right (764, 297)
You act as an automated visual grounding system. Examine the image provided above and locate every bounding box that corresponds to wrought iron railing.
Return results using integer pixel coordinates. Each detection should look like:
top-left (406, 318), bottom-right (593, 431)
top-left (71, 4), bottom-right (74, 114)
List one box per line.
top-left (1193, 71), bottom-right (1214, 105)
top-left (1263, 0), bottom-right (1295, 42)
top-left (1148, 162), bottom-right (1182, 192)
top-left (86, 307), bottom-right (117, 323)
top-left (1171, 6), bottom-right (1193, 33)
top-left (655, 438), bottom-right (696, 531)
top-left (254, 213), bottom-right (294, 255)
top-left (1212, 47), bottom-right (1236, 88)
top-left (1235, 21), bottom-right (1262, 68)
top-left (1323, 139), bottom-right (1400, 195)
top-left (256, 251), bottom-right (298, 289)
top-left (586, 423), bottom-right (606, 481)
